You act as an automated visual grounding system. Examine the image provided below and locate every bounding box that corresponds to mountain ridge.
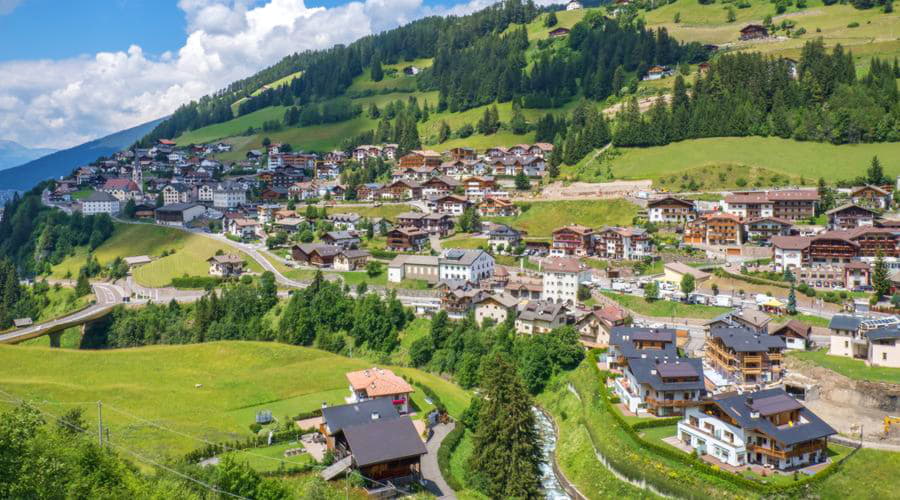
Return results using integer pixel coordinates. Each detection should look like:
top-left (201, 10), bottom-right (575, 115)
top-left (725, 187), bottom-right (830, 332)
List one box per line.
top-left (0, 140), bottom-right (56, 172)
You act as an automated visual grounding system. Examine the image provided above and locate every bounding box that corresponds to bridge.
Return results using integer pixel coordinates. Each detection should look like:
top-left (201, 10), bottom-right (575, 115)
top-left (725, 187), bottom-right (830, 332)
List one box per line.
top-left (0, 283), bottom-right (126, 345)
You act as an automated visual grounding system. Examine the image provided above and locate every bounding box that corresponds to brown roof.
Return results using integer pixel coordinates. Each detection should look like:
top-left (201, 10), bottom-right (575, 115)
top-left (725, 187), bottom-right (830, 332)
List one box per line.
top-left (725, 189), bottom-right (818, 204)
top-left (773, 319), bottom-right (812, 339)
top-left (595, 304), bottom-right (628, 323)
top-left (851, 185), bottom-right (890, 196)
top-left (346, 368), bottom-right (414, 397)
top-left (648, 196), bottom-right (694, 208)
top-left (543, 256), bottom-right (587, 273)
top-left (771, 235), bottom-right (810, 250)
top-left (553, 224), bottom-right (594, 235)
top-left (208, 254), bottom-right (244, 264)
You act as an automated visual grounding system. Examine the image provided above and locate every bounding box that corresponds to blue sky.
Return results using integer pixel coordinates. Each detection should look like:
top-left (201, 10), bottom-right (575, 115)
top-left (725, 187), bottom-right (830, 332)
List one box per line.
top-left (0, 0), bottom-right (503, 149)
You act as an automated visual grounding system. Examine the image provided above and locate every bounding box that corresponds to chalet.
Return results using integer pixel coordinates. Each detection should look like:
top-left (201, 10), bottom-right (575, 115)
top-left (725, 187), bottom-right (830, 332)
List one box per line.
top-left (574, 304), bottom-right (629, 348)
top-left (850, 185), bottom-right (891, 210)
top-left (551, 224), bottom-right (595, 256)
top-left (743, 217), bottom-right (793, 243)
top-left (328, 213), bottom-right (362, 231)
top-left (448, 147), bottom-right (476, 161)
top-left (352, 145), bottom-right (382, 162)
top-left (473, 292), bottom-right (519, 325)
top-left (504, 275), bottom-right (543, 301)
top-left (356, 183), bottom-right (382, 201)
top-left (477, 197), bottom-right (518, 217)
top-left (226, 217), bottom-right (260, 239)
top-left (398, 150), bottom-right (442, 169)
top-left (608, 327), bottom-right (678, 370)
top-left (643, 65), bottom-right (673, 81)
top-left (431, 194), bottom-right (469, 216)
top-left (684, 212), bottom-right (743, 246)
top-left (346, 367), bottom-right (415, 414)
top-left (487, 223), bottom-right (522, 252)
top-left (706, 326), bottom-right (785, 385)
top-left (771, 227), bottom-right (899, 270)
top-left (321, 231), bottom-right (360, 249)
top-left (548, 27), bottom-right (570, 37)
top-left (771, 320), bottom-right (812, 350)
top-left (261, 187), bottom-right (289, 200)
top-left (207, 254), bottom-right (245, 277)
top-left (381, 179), bottom-right (422, 200)
top-left (440, 284), bottom-right (487, 319)
top-left (662, 262), bottom-right (711, 286)
top-left (422, 213), bottom-right (455, 236)
top-left (614, 356), bottom-right (705, 416)
top-left (739, 24), bottom-right (768, 41)
top-left (463, 176), bottom-right (499, 201)
top-left (594, 226), bottom-right (653, 260)
top-left (272, 218), bottom-right (306, 234)
top-left (826, 203), bottom-right (878, 230)
top-left (386, 227), bottom-right (429, 251)
top-left (155, 203), bottom-right (205, 226)
top-left (677, 389), bottom-right (836, 470)
top-left (647, 196), bottom-right (696, 224)
top-left (331, 416), bottom-right (426, 483)
top-left (844, 260), bottom-right (871, 289)
top-left (382, 144), bottom-right (398, 159)
top-left (387, 254), bottom-right (440, 283)
top-left (292, 244), bottom-right (343, 267)
top-left (484, 147), bottom-right (508, 158)
top-left (515, 300), bottom-right (569, 335)
top-left (316, 163), bottom-right (341, 180)
top-left (438, 249), bottom-right (495, 283)
top-left (333, 249), bottom-right (370, 271)
top-left (421, 176), bottom-right (460, 198)
top-left (706, 309), bottom-right (772, 335)
top-left (723, 190), bottom-right (818, 221)
top-left (529, 143), bottom-right (554, 157)
top-left (319, 399), bottom-right (400, 453)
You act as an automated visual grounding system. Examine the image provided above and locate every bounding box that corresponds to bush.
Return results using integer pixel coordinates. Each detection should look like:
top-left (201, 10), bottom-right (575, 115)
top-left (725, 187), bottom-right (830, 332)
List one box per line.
top-left (171, 276), bottom-right (223, 289)
top-left (437, 425), bottom-right (466, 492)
top-left (249, 422), bottom-right (262, 433)
top-left (847, 21), bottom-right (860, 27)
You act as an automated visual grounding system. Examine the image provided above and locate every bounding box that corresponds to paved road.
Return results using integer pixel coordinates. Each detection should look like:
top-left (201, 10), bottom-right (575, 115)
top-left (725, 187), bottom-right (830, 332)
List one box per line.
top-left (0, 283), bottom-right (125, 344)
top-left (420, 422), bottom-right (456, 499)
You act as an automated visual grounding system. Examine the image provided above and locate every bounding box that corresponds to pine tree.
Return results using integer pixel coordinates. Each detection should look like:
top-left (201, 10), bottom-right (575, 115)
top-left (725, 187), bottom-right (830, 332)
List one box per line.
top-left (787, 285), bottom-right (797, 315)
top-left (514, 171), bottom-right (530, 191)
top-left (563, 130), bottom-right (579, 165)
top-left (438, 121), bottom-right (451, 143)
top-left (371, 54), bottom-right (384, 82)
top-left (544, 11), bottom-right (558, 27)
top-left (75, 274), bottom-right (91, 297)
top-left (867, 156), bottom-right (886, 185)
top-left (873, 251), bottom-right (890, 298)
top-left (467, 353), bottom-right (542, 499)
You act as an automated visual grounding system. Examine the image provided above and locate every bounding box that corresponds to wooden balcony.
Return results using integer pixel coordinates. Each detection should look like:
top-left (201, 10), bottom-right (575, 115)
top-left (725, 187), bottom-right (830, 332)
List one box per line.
top-left (645, 397), bottom-right (701, 408)
top-left (748, 440), bottom-right (825, 460)
top-left (742, 355), bottom-right (762, 364)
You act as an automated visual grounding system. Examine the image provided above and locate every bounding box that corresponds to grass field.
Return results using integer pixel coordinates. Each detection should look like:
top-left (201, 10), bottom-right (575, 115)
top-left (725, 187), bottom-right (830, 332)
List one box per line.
top-left (608, 137), bottom-right (900, 185)
top-left (488, 199), bottom-right (639, 238)
top-left (177, 106), bottom-right (288, 146)
top-left (0, 341), bottom-right (470, 461)
top-left (329, 203), bottom-right (416, 219)
top-left (789, 349), bottom-right (900, 384)
top-left (601, 291), bottom-right (730, 319)
top-left (50, 223), bottom-right (261, 287)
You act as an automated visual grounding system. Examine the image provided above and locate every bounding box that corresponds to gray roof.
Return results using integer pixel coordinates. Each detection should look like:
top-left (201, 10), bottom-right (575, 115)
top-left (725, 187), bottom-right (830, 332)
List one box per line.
top-left (340, 249), bottom-right (371, 259)
top-left (84, 191), bottom-right (118, 202)
top-left (867, 327), bottom-right (900, 342)
top-left (709, 326), bottom-right (785, 352)
top-left (517, 300), bottom-right (566, 322)
top-left (343, 416), bottom-right (427, 467)
top-left (325, 231), bottom-right (358, 241)
top-left (627, 356), bottom-right (705, 392)
top-left (322, 399), bottom-right (400, 435)
top-left (828, 315), bottom-right (863, 332)
top-left (610, 327), bottom-right (678, 359)
top-left (439, 249), bottom-right (489, 266)
top-left (711, 388), bottom-right (836, 445)
top-left (156, 202), bottom-right (201, 212)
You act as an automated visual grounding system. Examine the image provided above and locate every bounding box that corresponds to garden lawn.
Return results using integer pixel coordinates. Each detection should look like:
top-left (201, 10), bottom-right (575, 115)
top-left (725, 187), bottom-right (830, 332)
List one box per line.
top-left (329, 203), bottom-right (416, 219)
top-left (601, 292), bottom-right (729, 319)
top-left (490, 199), bottom-right (639, 238)
top-left (219, 441), bottom-right (314, 473)
top-left (789, 349), bottom-right (900, 384)
top-left (0, 341), bottom-right (469, 462)
top-left (447, 430), bottom-right (490, 500)
top-left (441, 235), bottom-right (488, 250)
top-left (610, 137), bottom-right (900, 185)
top-left (771, 314), bottom-right (830, 328)
top-left (813, 448), bottom-right (900, 500)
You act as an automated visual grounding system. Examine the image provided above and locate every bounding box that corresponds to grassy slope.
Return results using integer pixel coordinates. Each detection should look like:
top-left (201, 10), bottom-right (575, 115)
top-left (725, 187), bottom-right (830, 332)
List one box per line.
top-left (608, 137), bottom-right (900, 185)
top-left (789, 349), bottom-right (900, 384)
top-left (177, 106), bottom-right (288, 146)
top-left (601, 291), bottom-right (730, 319)
top-left (50, 223), bottom-right (262, 287)
top-left (329, 204), bottom-right (416, 219)
top-left (0, 341), bottom-right (469, 460)
top-left (489, 199), bottom-right (639, 239)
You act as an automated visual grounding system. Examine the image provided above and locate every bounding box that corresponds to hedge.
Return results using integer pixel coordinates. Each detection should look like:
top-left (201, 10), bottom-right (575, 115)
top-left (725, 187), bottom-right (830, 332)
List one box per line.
top-left (437, 425), bottom-right (466, 493)
top-left (182, 427), bottom-right (305, 464)
top-left (369, 248), bottom-right (398, 260)
top-left (631, 416), bottom-right (681, 430)
top-left (171, 276), bottom-right (223, 289)
top-left (713, 268), bottom-right (789, 289)
top-left (580, 350), bottom-right (860, 497)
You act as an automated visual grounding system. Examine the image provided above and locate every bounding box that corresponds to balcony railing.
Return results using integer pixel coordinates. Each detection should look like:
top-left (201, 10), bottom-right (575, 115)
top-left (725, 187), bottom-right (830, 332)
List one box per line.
top-left (645, 397), bottom-right (701, 408)
top-left (747, 440), bottom-right (824, 459)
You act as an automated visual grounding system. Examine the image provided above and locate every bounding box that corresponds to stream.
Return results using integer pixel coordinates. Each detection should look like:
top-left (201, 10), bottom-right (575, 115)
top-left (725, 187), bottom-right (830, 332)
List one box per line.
top-left (532, 407), bottom-right (572, 500)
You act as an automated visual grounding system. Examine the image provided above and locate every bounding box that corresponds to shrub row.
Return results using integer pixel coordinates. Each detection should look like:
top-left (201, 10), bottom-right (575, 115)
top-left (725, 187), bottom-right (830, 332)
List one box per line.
top-left (437, 425), bottom-right (466, 493)
top-left (171, 276), bottom-right (223, 289)
top-left (581, 350), bottom-right (859, 497)
top-left (714, 268), bottom-right (789, 289)
top-left (631, 416), bottom-right (681, 430)
top-left (369, 248), bottom-right (398, 260)
top-left (182, 427), bottom-right (303, 464)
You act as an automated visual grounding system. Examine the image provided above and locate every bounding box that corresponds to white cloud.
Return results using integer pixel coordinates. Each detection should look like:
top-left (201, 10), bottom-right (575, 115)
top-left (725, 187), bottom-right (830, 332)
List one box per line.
top-left (0, 0), bottom-right (508, 149)
top-left (0, 0), bottom-right (23, 15)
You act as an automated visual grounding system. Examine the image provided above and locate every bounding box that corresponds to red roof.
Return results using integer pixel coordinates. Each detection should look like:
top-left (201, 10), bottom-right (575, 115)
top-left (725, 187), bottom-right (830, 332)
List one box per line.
top-left (158, 139), bottom-right (176, 146)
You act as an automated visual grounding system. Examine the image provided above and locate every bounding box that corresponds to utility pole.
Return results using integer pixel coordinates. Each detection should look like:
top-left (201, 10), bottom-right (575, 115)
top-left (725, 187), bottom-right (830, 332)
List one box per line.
top-left (97, 400), bottom-right (103, 447)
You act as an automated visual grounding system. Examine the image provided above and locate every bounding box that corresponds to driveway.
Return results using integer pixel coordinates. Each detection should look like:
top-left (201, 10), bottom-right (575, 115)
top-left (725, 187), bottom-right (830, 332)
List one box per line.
top-left (420, 422), bottom-right (456, 499)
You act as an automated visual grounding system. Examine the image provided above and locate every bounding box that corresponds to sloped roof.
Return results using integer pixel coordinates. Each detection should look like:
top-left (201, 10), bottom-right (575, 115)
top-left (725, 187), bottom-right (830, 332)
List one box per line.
top-left (322, 399), bottom-right (400, 435)
top-left (709, 326), bottom-right (785, 352)
top-left (711, 388), bottom-right (835, 446)
top-left (346, 367), bottom-right (414, 397)
top-left (343, 416), bottom-right (427, 467)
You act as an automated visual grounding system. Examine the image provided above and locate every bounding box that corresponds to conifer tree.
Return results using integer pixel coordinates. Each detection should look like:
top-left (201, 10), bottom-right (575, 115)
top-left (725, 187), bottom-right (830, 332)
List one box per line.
top-left (873, 251), bottom-right (891, 298)
top-left (787, 285), bottom-right (797, 315)
top-left (544, 11), bottom-right (558, 27)
top-left (371, 54), bottom-right (384, 82)
top-left (467, 353), bottom-right (542, 499)
top-left (438, 121), bottom-right (451, 143)
top-left (563, 130), bottom-right (579, 165)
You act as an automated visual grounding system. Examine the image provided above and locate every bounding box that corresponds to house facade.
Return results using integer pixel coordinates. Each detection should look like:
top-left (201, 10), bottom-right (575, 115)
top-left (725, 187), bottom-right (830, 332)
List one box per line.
top-left (647, 196), bottom-right (696, 225)
top-left (551, 225), bottom-right (594, 256)
top-left (541, 257), bottom-right (591, 305)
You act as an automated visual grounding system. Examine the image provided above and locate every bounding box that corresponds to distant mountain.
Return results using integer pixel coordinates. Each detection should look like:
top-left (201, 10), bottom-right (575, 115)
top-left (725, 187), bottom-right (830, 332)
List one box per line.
top-left (0, 118), bottom-right (165, 192)
top-left (0, 140), bottom-right (55, 171)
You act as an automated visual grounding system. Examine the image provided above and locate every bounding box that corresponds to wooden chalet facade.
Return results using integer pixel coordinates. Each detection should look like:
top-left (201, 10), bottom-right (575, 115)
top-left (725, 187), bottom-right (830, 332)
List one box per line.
top-left (551, 224), bottom-right (595, 256)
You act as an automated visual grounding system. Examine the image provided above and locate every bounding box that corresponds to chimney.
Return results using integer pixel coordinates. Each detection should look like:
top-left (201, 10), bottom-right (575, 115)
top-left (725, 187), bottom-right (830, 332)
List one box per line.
top-left (321, 402), bottom-right (328, 410)
top-left (746, 396), bottom-right (754, 406)
top-left (641, 353), bottom-right (647, 359)
top-left (651, 369), bottom-right (657, 375)
top-left (371, 412), bottom-right (380, 420)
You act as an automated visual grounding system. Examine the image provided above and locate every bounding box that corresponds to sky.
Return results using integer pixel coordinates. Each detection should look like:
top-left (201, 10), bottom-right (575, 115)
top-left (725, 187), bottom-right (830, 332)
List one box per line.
top-left (0, 0), bottom-right (524, 150)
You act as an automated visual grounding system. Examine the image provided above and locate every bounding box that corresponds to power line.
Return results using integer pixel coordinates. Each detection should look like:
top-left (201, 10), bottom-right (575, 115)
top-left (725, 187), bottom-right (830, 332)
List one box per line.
top-left (0, 388), bottom-right (250, 500)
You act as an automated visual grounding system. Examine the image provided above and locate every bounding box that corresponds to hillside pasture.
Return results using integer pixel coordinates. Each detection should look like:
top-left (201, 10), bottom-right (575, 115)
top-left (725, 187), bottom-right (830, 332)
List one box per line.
top-left (176, 106), bottom-right (288, 146)
top-left (488, 199), bottom-right (640, 238)
top-left (0, 341), bottom-right (470, 461)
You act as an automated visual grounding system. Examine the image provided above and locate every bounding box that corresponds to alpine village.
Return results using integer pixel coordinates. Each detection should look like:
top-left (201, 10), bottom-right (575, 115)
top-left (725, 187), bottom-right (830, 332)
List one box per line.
top-left (2, 0), bottom-right (900, 498)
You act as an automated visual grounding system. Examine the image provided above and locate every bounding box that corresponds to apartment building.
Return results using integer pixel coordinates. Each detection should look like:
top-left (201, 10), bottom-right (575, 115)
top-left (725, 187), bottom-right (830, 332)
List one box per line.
top-left (684, 212), bottom-right (744, 246)
top-left (541, 257), bottom-right (591, 305)
top-left (647, 196), bottom-right (696, 225)
top-left (551, 224), bottom-right (594, 256)
top-left (614, 356), bottom-right (705, 417)
top-left (594, 226), bottom-right (653, 260)
top-left (722, 189), bottom-right (819, 221)
top-left (706, 326), bottom-right (786, 385)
